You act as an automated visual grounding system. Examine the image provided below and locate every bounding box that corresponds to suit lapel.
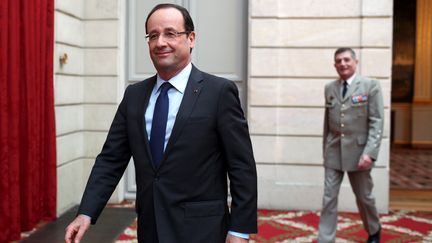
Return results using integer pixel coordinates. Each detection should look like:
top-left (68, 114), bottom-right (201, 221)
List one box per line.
top-left (162, 65), bottom-right (204, 161)
top-left (137, 76), bottom-right (157, 168)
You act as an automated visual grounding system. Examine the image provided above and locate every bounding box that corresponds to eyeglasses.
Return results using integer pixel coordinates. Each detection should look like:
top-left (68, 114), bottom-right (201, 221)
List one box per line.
top-left (145, 31), bottom-right (190, 43)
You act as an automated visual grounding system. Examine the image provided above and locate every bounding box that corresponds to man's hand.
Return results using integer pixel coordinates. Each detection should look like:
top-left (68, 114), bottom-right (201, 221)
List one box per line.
top-left (65, 214), bottom-right (91, 243)
top-left (357, 154), bottom-right (373, 170)
top-left (226, 234), bottom-right (249, 243)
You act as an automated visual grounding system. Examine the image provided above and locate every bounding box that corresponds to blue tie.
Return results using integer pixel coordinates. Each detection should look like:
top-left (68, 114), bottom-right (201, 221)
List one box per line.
top-left (150, 82), bottom-right (172, 167)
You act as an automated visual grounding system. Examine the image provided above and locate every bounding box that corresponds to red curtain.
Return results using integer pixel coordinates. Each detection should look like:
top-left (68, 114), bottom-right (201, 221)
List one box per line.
top-left (0, 0), bottom-right (56, 242)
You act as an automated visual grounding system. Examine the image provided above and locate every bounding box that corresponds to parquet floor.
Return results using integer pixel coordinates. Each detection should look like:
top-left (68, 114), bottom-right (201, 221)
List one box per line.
top-left (390, 147), bottom-right (432, 190)
top-left (390, 147), bottom-right (432, 211)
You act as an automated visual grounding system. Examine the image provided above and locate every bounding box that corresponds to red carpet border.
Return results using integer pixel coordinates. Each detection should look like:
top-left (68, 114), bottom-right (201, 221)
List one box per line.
top-left (116, 209), bottom-right (432, 242)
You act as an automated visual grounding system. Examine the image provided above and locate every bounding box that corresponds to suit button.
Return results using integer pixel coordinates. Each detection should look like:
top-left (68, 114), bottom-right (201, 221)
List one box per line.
top-left (341, 124), bottom-right (344, 127)
top-left (155, 176), bottom-right (160, 181)
top-left (342, 104), bottom-right (345, 108)
top-left (341, 113), bottom-right (344, 117)
top-left (341, 133), bottom-right (345, 137)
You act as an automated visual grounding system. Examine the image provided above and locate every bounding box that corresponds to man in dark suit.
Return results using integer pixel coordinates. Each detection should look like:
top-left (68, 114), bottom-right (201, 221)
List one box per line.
top-left (65, 4), bottom-right (257, 243)
top-left (318, 48), bottom-right (384, 243)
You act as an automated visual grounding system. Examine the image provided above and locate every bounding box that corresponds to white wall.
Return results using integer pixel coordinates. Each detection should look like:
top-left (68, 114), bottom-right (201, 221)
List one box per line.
top-left (55, 0), bottom-right (123, 216)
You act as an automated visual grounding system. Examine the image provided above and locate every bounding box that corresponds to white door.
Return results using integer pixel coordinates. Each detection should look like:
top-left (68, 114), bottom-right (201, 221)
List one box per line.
top-left (125, 0), bottom-right (247, 199)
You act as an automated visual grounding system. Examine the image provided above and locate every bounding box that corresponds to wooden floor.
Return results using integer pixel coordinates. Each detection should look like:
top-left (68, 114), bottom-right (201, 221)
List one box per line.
top-left (21, 206), bottom-right (136, 243)
top-left (390, 147), bottom-right (432, 190)
top-left (390, 189), bottom-right (432, 212)
top-left (389, 147), bottom-right (432, 212)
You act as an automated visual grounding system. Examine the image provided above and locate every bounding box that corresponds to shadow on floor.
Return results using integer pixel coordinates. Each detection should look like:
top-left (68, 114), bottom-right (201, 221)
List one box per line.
top-left (21, 206), bottom-right (136, 243)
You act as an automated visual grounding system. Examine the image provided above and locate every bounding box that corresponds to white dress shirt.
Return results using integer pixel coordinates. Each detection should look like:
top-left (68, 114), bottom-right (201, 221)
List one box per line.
top-left (145, 63), bottom-right (191, 147)
top-left (340, 73), bottom-right (356, 96)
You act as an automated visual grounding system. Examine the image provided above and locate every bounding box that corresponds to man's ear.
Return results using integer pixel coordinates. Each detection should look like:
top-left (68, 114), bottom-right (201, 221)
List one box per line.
top-left (188, 31), bottom-right (196, 49)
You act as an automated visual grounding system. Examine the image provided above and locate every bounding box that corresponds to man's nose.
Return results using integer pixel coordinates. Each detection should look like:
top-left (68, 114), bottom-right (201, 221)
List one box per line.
top-left (156, 35), bottom-right (166, 46)
top-left (155, 35), bottom-right (168, 46)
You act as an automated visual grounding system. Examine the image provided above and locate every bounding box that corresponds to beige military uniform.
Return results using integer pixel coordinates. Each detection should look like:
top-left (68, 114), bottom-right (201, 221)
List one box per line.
top-left (318, 74), bottom-right (384, 242)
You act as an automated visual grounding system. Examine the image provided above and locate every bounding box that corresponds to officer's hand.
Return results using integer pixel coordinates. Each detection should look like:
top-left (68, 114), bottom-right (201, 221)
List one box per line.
top-left (357, 154), bottom-right (372, 170)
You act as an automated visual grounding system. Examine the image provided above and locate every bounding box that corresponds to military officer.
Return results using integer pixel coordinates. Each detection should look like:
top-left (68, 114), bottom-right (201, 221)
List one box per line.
top-left (318, 47), bottom-right (384, 243)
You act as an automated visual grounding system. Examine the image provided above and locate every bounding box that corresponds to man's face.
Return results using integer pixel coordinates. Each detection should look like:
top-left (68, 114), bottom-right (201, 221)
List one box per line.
top-left (334, 51), bottom-right (358, 81)
top-left (146, 8), bottom-right (195, 77)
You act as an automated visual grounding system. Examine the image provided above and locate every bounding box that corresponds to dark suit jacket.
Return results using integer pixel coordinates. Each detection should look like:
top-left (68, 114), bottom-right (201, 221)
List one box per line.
top-left (78, 65), bottom-right (258, 243)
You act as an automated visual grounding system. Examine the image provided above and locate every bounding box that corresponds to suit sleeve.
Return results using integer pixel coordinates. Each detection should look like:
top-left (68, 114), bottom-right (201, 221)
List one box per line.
top-left (77, 86), bottom-right (132, 224)
top-left (216, 81), bottom-right (258, 234)
top-left (363, 80), bottom-right (384, 160)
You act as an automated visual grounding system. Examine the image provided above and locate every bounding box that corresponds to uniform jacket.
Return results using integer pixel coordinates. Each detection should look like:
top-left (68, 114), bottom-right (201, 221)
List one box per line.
top-left (323, 75), bottom-right (384, 171)
top-left (77, 65), bottom-right (258, 243)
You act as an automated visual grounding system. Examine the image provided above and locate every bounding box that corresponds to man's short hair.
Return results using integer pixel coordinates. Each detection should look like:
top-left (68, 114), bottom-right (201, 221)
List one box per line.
top-left (145, 4), bottom-right (195, 34)
top-left (334, 47), bottom-right (357, 60)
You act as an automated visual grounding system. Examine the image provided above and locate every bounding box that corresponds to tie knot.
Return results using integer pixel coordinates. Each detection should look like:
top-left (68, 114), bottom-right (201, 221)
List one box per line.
top-left (159, 82), bottom-right (172, 94)
top-left (343, 80), bottom-right (348, 86)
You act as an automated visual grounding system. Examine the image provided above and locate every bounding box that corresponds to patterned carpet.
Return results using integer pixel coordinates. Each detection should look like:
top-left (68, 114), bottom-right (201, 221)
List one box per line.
top-left (116, 209), bottom-right (432, 242)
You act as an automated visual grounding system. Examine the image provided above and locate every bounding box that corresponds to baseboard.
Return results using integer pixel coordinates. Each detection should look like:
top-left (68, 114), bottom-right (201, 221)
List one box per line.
top-left (411, 141), bottom-right (432, 148)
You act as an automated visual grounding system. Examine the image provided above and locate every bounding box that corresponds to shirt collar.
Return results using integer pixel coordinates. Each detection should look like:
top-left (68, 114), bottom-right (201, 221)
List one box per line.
top-left (341, 73), bottom-right (356, 86)
top-left (155, 63), bottom-right (192, 94)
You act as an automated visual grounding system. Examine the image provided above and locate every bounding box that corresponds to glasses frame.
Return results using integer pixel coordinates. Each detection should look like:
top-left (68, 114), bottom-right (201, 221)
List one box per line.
top-left (145, 30), bottom-right (191, 43)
